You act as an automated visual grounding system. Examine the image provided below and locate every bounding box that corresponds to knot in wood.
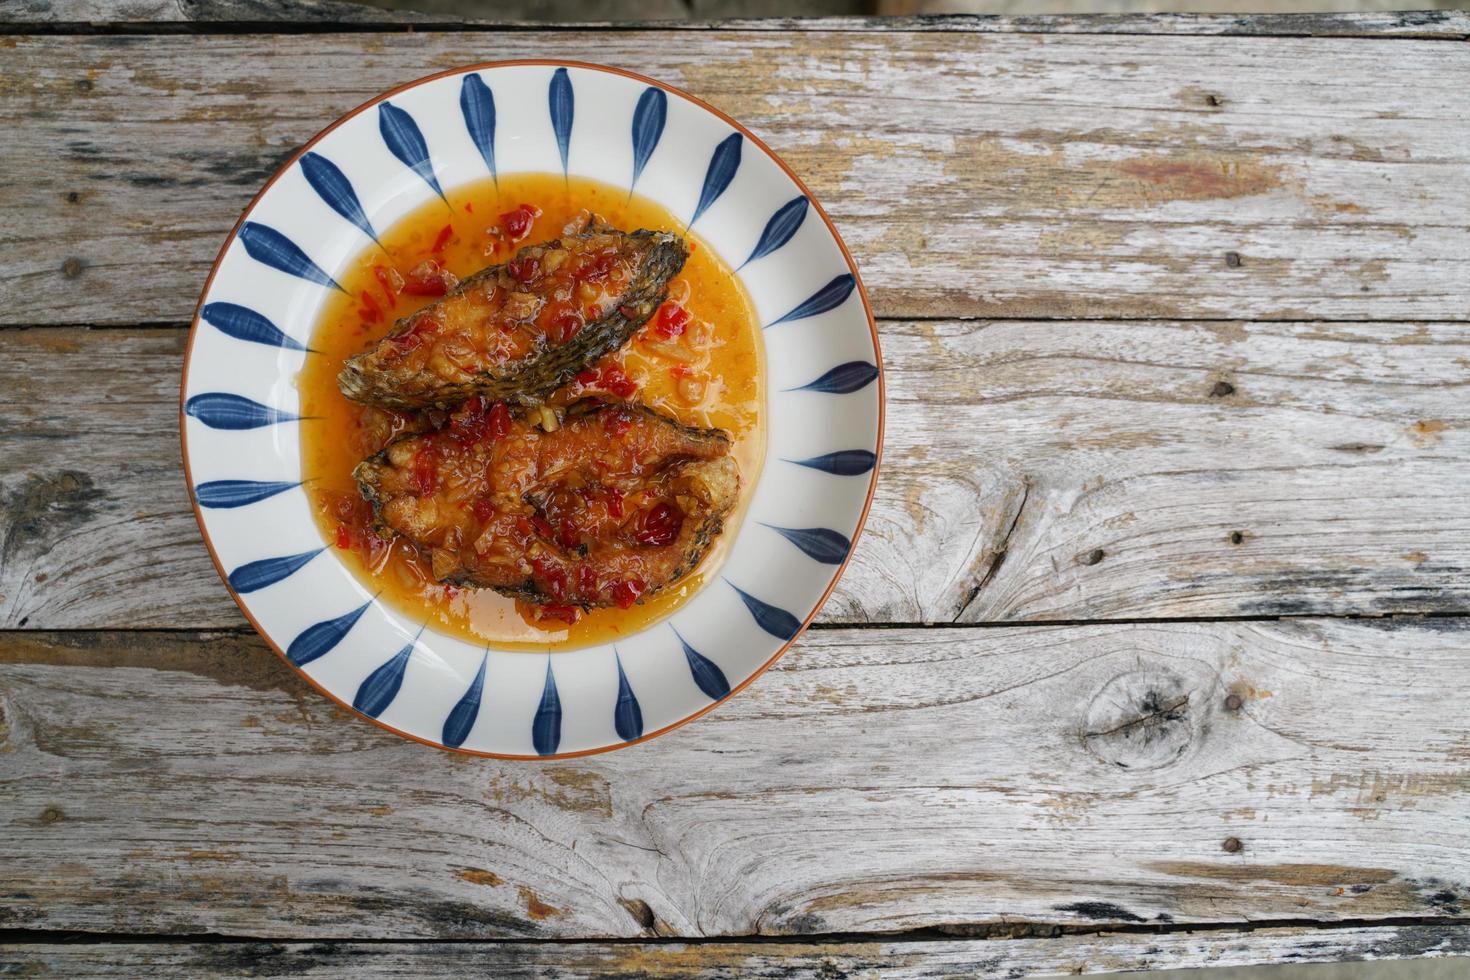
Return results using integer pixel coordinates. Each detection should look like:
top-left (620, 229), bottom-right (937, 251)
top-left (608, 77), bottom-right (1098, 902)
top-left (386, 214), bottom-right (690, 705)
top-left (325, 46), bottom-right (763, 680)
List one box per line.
top-left (1083, 668), bottom-right (1197, 771)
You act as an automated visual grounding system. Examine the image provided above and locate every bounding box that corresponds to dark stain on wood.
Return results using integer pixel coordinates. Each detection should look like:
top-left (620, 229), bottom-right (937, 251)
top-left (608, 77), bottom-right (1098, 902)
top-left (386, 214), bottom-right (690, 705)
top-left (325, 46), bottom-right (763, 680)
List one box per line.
top-left (455, 868), bottom-right (503, 888)
top-left (0, 630), bottom-right (298, 697)
top-left (1053, 901), bottom-right (1146, 922)
top-left (1, 471), bottom-right (107, 570)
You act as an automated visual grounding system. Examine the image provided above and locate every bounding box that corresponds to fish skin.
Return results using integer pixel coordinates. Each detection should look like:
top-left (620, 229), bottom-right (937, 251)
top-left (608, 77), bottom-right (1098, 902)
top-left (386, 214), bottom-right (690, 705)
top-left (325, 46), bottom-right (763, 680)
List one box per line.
top-left (353, 399), bottom-right (738, 608)
top-left (338, 227), bottom-right (687, 410)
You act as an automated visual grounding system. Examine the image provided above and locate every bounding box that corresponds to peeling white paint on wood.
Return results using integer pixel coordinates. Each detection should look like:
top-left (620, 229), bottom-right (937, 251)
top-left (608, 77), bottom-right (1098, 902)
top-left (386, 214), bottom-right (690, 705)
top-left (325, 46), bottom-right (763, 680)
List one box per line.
top-left (0, 31), bottom-right (1466, 324)
top-left (2, 322), bottom-right (1465, 629)
top-left (2, 620), bottom-right (1468, 938)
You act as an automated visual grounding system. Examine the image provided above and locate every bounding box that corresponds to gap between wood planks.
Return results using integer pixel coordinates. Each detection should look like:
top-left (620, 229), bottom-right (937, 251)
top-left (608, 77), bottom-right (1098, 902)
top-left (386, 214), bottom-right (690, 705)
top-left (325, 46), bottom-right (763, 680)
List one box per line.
top-left (2, 913), bottom-right (1469, 946)
top-left (6, 611), bottom-right (1469, 636)
top-left (8, 316), bottom-right (1470, 331)
top-left (2, 12), bottom-right (1467, 40)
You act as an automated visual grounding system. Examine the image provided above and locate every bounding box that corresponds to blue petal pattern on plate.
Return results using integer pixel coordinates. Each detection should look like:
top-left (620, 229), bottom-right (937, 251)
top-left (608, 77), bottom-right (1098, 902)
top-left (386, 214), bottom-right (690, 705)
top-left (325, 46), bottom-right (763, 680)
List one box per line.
top-left (740, 196), bottom-right (808, 270)
top-left (787, 449), bottom-right (877, 476)
top-left (673, 627), bottom-right (730, 701)
top-left (768, 273), bottom-right (855, 328)
top-left (460, 74), bottom-right (497, 185)
top-left (227, 548), bottom-right (323, 595)
top-left (790, 361), bottom-right (879, 394)
top-left (442, 654), bottom-right (488, 749)
top-left (379, 101), bottom-right (445, 202)
top-left (200, 302), bottom-right (308, 352)
top-left (353, 636), bottom-right (416, 718)
top-left (288, 601), bottom-right (372, 667)
top-left (238, 222), bottom-right (343, 292)
top-left (300, 152), bottom-right (380, 245)
top-left (195, 479), bottom-right (299, 509)
top-left (549, 67), bottom-right (574, 175)
top-left (629, 87), bottom-right (666, 190)
top-left (613, 652), bottom-right (644, 742)
top-left (689, 132), bottom-right (741, 228)
top-left (728, 581), bottom-right (802, 640)
top-left (184, 393), bottom-right (298, 430)
top-left (532, 660), bottom-right (562, 756)
top-left (765, 525), bottom-right (851, 565)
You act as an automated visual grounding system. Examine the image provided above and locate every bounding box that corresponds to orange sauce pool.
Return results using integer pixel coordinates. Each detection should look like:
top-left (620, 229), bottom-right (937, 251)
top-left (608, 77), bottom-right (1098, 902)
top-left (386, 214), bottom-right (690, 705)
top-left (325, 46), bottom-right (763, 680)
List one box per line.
top-left (297, 173), bottom-right (765, 651)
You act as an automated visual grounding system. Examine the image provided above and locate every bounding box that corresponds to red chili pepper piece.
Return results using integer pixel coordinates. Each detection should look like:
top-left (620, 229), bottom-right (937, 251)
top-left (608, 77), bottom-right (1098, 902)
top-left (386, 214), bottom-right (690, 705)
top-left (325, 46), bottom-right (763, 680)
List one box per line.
top-left (335, 524), bottom-right (352, 550)
top-left (430, 223), bottom-right (454, 254)
top-left (508, 256), bottom-right (541, 283)
top-left (500, 204), bottom-right (541, 242)
top-left (504, 205), bottom-right (538, 240)
top-left (611, 579), bottom-right (645, 609)
top-left (531, 515), bottom-right (555, 539)
top-left (605, 488), bottom-right (625, 519)
top-left (472, 497), bottom-right (496, 523)
top-left (412, 447), bottom-right (437, 495)
top-left (576, 565), bottom-right (598, 596)
top-left (577, 254), bottom-right (615, 283)
top-left (532, 557), bottom-right (569, 600)
top-left (634, 502), bottom-right (683, 547)
top-left (655, 303), bottom-right (690, 340)
top-left (603, 409), bottom-right (633, 439)
top-left (599, 365), bottom-right (638, 399)
top-left (550, 311), bottom-right (584, 344)
top-left (402, 260), bottom-right (453, 296)
top-left (575, 368), bottom-right (599, 387)
top-left (373, 265), bottom-right (401, 308)
top-left (486, 401), bottom-right (511, 441)
top-left (538, 604), bottom-right (580, 624)
top-left (558, 520), bottom-right (580, 551)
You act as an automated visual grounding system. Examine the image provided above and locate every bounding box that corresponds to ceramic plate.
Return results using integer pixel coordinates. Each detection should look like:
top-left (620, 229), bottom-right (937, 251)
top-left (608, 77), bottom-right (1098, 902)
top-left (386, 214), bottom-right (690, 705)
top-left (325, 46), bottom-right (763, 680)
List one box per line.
top-left (180, 61), bottom-right (882, 758)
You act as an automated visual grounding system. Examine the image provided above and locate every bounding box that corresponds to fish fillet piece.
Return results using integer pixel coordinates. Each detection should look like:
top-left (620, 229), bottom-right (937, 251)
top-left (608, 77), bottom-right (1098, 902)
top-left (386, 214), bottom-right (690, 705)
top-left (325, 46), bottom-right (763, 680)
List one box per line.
top-left (338, 225), bottom-right (687, 410)
top-left (353, 398), bottom-right (738, 610)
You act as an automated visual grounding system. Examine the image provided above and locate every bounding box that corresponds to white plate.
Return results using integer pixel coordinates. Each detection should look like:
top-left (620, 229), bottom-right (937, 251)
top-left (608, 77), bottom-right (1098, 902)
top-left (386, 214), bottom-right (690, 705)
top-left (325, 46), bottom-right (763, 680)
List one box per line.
top-left (181, 61), bottom-right (882, 758)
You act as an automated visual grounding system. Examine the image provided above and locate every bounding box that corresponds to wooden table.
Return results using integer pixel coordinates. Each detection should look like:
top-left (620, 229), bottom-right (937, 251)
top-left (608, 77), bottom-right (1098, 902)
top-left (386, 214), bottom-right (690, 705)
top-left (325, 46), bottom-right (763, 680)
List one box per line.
top-left (2, 4), bottom-right (1469, 976)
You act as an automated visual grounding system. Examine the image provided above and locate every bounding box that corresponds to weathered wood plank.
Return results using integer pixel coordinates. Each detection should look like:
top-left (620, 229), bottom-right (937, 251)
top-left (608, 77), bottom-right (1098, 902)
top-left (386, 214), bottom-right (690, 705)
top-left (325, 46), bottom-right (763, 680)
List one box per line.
top-left (3, 926), bottom-right (1470, 978)
top-left (1, 32), bottom-right (1466, 325)
top-left (2, 620), bottom-right (1468, 938)
top-left (4, 6), bottom-right (1468, 39)
top-left (3, 321), bottom-right (1467, 630)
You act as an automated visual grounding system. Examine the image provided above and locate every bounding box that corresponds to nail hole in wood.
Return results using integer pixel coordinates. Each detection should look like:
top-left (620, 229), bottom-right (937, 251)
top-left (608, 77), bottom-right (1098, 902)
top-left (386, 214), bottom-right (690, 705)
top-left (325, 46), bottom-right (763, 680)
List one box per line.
top-left (1225, 251), bottom-right (1242, 268)
top-left (1224, 693), bottom-right (1244, 711)
top-left (1210, 381), bottom-right (1235, 398)
top-left (41, 807), bottom-right (64, 824)
top-left (1207, 93), bottom-right (1223, 107)
top-left (61, 258), bottom-right (84, 279)
top-left (1229, 531), bottom-right (1245, 546)
top-left (75, 78), bottom-right (94, 92)
top-left (65, 192), bottom-right (81, 204)
top-left (1078, 548), bottom-right (1105, 566)
top-left (1222, 836), bottom-right (1243, 853)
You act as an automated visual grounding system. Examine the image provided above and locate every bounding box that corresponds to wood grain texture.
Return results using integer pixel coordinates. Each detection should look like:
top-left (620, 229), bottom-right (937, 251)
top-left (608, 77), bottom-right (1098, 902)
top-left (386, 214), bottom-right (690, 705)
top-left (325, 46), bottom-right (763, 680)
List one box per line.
top-left (5, 6), bottom-right (1468, 38)
top-left (3, 925), bottom-right (1470, 977)
top-left (1, 32), bottom-right (1467, 325)
top-left (3, 321), bottom-right (1467, 630)
top-left (3, 619), bottom-right (1469, 938)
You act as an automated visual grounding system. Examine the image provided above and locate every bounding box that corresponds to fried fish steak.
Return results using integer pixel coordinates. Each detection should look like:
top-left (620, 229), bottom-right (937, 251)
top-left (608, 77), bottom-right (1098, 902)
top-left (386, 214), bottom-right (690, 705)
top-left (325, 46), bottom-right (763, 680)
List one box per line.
top-left (338, 224), bottom-right (688, 410)
top-left (353, 398), bottom-right (739, 610)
